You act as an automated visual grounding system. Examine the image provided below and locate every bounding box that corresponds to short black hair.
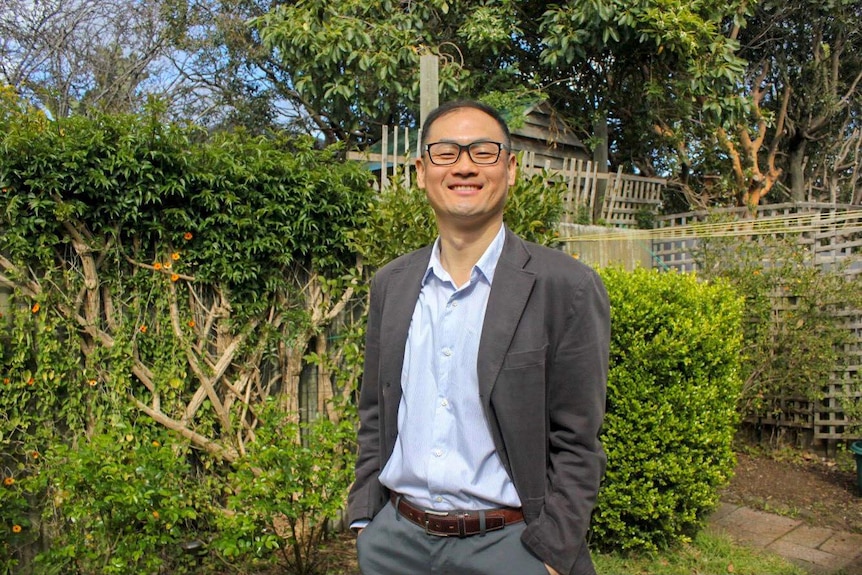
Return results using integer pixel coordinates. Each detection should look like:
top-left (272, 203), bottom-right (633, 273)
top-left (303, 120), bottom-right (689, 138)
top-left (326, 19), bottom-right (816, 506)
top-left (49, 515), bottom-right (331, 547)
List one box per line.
top-left (420, 100), bottom-right (512, 150)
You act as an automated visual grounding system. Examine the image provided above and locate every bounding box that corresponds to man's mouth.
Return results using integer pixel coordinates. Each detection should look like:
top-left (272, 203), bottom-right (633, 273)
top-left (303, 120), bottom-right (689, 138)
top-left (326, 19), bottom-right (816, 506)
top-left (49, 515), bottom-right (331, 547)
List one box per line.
top-left (449, 184), bottom-right (482, 192)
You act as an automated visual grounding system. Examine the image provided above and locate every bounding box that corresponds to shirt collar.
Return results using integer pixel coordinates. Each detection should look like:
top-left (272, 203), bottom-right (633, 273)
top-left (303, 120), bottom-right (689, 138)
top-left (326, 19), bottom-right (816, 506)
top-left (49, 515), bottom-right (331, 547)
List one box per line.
top-left (423, 224), bottom-right (506, 286)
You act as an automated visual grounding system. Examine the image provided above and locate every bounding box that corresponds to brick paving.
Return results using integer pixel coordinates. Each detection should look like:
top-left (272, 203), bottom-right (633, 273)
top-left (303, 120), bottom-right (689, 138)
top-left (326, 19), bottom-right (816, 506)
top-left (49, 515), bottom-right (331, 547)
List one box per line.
top-left (709, 503), bottom-right (862, 575)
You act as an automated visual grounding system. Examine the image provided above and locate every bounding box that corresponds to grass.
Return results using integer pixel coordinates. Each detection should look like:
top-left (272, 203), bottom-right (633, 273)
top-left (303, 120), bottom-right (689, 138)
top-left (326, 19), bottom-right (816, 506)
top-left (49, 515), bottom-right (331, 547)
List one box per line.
top-left (593, 530), bottom-right (807, 575)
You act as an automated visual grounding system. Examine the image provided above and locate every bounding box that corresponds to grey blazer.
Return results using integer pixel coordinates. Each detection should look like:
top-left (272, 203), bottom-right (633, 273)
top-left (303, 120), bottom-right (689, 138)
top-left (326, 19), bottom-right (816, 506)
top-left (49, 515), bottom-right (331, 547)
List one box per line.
top-left (348, 228), bottom-right (609, 575)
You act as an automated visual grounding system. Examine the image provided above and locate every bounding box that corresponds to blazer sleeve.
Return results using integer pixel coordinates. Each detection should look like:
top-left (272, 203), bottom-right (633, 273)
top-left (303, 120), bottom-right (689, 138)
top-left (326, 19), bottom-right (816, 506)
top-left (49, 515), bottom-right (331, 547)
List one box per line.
top-left (347, 273), bottom-right (387, 523)
top-left (521, 267), bottom-right (610, 575)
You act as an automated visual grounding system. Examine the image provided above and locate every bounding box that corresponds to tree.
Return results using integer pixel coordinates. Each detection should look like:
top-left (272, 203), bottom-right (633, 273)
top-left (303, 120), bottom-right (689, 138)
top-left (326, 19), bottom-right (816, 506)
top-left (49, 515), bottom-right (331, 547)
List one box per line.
top-left (734, 0), bottom-right (862, 204)
top-left (0, 0), bottom-right (187, 117)
top-left (248, 0), bottom-right (534, 145)
top-left (537, 1), bottom-right (750, 211)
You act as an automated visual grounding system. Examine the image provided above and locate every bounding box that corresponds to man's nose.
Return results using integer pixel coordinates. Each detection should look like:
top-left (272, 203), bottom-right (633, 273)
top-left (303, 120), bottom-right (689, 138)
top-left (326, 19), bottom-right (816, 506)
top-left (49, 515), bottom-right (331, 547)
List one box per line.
top-left (451, 148), bottom-right (480, 172)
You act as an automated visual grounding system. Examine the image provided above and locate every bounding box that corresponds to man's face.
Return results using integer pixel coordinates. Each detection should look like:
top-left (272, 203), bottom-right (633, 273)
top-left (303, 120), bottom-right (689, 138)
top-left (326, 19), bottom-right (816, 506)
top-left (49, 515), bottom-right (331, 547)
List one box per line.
top-left (416, 107), bottom-right (516, 230)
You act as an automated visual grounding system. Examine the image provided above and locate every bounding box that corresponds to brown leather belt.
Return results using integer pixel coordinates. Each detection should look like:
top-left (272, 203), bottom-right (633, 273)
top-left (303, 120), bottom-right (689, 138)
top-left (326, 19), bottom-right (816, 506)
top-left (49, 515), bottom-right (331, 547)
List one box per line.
top-left (390, 493), bottom-right (524, 537)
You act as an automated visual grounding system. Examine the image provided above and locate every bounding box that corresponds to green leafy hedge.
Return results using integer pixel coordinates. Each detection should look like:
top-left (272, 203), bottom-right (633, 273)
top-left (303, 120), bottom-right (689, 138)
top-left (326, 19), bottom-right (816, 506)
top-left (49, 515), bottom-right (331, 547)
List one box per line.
top-left (0, 89), bottom-right (370, 574)
top-left (593, 268), bottom-right (744, 552)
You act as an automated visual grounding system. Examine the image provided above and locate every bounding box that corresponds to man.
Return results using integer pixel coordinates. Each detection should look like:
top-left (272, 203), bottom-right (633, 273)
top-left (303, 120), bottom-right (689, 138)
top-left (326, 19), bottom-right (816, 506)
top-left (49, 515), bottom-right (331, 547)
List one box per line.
top-left (348, 100), bottom-right (609, 575)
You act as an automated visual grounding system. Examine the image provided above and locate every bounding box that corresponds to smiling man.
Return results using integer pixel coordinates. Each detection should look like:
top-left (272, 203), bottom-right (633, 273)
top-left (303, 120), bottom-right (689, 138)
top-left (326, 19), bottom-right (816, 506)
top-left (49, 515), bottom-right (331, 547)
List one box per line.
top-left (348, 100), bottom-right (610, 575)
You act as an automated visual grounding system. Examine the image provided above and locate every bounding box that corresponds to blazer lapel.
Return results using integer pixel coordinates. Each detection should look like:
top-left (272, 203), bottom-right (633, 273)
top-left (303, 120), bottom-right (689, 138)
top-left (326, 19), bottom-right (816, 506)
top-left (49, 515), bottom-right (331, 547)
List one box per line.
top-left (477, 230), bottom-right (535, 403)
top-left (378, 247), bottom-right (431, 394)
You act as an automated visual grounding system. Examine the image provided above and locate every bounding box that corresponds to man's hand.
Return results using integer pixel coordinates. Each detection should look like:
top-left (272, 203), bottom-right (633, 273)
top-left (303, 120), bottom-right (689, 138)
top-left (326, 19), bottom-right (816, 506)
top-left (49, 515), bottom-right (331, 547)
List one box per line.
top-left (545, 564), bottom-right (560, 575)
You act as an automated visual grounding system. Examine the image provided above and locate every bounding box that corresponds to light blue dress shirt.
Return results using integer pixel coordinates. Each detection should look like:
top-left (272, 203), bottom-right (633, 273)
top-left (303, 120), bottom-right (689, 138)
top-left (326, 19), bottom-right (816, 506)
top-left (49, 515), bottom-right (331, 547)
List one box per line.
top-left (378, 225), bottom-right (522, 511)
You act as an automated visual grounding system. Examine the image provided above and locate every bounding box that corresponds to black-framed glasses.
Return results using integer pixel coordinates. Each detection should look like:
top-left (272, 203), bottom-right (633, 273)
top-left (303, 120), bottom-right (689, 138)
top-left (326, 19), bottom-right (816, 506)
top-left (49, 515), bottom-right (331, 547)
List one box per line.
top-left (424, 141), bottom-right (507, 166)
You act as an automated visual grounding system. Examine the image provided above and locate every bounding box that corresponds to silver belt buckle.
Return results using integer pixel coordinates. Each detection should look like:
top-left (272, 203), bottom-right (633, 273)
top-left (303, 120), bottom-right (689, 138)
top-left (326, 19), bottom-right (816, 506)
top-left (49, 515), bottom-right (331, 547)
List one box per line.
top-left (424, 508), bottom-right (451, 536)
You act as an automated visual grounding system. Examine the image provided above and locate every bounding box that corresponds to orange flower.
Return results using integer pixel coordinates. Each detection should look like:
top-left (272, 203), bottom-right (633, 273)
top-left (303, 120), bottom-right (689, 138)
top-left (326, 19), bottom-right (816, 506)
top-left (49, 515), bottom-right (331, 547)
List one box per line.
top-left (164, 262), bottom-right (172, 270)
top-left (183, 232), bottom-right (193, 241)
top-left (87, 379), bottom-right (97, 387)
top-left (31, 303), bottom-right (40, 313)
top-left (139, 325), bottom-right (147, 334)
top-left (3, 378), bottom-right (9, 385)
top-left (12, 525), bottom-right (22, 533)
top-left (171, 274), bottom-right (179, 282)
top-left (3, 477), bottom-right (13, 486)
top-left (152, 510), bottom-right (160, 519)
top-left (171, 252), bottom-right (180, 261)
top-left (31, 451), bottom-right (39, 459)
top-left (187, 320), bottom-right (195, 328)
top-left (153, 262), bottom-right (163, 271)
top-left (26, 377), bottom-right (34, 386)
top-left (152, 441), bottom-right (160, 447)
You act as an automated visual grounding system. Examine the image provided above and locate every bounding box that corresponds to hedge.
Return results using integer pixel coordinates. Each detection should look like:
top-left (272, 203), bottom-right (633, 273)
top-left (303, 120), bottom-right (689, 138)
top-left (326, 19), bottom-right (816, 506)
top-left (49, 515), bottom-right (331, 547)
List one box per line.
top-left (593, 267), bottom-right (744, 552)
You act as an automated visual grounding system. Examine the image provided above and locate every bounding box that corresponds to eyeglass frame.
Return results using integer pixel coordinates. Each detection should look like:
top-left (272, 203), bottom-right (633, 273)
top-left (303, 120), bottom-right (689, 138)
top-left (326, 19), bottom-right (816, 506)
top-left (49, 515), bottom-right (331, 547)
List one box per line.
top-left (423, 141), bottom-right (509, 166)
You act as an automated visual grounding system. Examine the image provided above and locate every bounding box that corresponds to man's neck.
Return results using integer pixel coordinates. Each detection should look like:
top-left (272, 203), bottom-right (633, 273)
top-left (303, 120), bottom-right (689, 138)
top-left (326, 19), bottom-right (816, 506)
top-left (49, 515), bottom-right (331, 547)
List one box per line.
top-left (437, 220), bottom-right (503, 287)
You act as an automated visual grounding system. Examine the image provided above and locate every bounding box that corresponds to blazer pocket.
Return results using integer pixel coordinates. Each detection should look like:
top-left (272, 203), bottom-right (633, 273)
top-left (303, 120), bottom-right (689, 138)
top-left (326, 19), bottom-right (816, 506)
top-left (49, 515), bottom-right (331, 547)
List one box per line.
top-left (502, 345), bottom-right (548, 370)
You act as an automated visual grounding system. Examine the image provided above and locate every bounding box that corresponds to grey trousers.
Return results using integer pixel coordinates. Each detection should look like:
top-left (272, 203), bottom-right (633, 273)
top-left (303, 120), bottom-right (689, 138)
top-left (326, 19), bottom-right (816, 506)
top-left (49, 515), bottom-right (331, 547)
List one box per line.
top-left (356, 502), bottom-right (549, 575)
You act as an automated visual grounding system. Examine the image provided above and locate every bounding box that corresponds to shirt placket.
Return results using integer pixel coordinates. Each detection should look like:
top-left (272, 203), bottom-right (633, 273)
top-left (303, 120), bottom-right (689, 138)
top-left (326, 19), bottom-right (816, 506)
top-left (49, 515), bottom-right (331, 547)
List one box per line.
top-left (426, 284), bottom-right (465, 507)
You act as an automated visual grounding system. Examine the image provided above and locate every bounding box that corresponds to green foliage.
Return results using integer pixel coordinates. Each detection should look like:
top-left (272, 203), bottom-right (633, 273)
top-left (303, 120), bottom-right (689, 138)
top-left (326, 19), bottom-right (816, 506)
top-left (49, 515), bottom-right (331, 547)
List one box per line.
top-left (593, 267), bottom-right (744, 552)
top-left (213, 400), bottom-right (356, 575)
top-left (0, 97), bottom-right (372, 317)
top-left (250, 0), bottom-right (472, 143)
top-left (352, 183), bottom-right (436, 269)
top-left (505, 171), bottom-right (566, 247)
top-left (0, 89), bottom-right (371, 572)
top-left (31, 427), bottom-right (215, 575)
top-left (539, 1), bottom-right (750, 174)
top-left (695, 230), bottom-right (862, 431)
top-left (1, 453), bottom-right (31, 574)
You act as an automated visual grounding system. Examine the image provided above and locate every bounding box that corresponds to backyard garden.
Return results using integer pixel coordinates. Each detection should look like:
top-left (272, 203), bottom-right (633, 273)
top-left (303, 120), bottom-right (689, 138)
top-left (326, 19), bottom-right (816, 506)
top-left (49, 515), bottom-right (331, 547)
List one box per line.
top-left (2, 87), bottom-right (861, 575)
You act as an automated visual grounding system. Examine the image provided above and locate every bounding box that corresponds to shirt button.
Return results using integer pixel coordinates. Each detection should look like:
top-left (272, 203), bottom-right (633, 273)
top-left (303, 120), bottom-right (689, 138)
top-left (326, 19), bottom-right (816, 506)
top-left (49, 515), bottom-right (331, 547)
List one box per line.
top-left (442, 348), bottom-right (452, 357)
top-left (433, 448), bottom-right (443, 457)
top-left (435, 496), bottom-right (443, 503)
top-left (441, 399), bottom-right (449, 407)
top-left (451, 301), bottom-right (458, 308)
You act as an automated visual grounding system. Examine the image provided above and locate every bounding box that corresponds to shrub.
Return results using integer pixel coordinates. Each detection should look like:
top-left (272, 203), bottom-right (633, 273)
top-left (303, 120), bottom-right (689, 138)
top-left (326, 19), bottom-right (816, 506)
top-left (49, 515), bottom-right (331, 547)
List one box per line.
top-left (212, 400), bottom-right (356, 575)
top-left (593, 267), bottom-right (744, 552)
top-left (695, 231), bottom-right (862, 432)
top-left (32, 426), bottom-right (216, 574)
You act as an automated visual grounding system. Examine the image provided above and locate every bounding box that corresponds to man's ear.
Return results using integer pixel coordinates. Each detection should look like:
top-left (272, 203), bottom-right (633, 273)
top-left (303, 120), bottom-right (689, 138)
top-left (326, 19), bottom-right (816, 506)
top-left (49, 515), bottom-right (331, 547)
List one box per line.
top-left (415, 157), bottom-right (426, 188)
top-left (506, 151), bottom-right (517, 186)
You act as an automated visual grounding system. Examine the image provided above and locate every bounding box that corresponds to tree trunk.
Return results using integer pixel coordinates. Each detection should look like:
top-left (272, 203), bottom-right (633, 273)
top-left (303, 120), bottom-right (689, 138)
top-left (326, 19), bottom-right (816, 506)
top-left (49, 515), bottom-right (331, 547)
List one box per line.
top-left (788, 137), bottom-right (807, 202)
top-left (593, 114), bottom-right (609, 222)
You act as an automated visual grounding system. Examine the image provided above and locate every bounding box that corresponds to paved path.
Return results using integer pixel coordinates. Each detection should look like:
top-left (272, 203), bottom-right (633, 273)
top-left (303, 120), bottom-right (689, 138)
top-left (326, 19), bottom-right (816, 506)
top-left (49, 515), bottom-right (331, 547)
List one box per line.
top-left (708, 503), bottom-right (862, 574)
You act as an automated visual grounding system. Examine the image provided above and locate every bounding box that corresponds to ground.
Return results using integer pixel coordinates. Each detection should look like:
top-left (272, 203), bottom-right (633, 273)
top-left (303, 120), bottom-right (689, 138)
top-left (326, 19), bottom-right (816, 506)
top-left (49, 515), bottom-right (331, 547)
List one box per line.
top-left (319, 445), bottom-right (862, 575)
top-left (720, 447), bottom-right (862, 534)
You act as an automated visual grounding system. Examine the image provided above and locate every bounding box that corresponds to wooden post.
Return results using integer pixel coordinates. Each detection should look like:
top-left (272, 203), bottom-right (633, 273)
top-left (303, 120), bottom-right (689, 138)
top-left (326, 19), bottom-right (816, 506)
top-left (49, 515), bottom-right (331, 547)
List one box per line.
top-left (420, 54), bottom-right (439, 127)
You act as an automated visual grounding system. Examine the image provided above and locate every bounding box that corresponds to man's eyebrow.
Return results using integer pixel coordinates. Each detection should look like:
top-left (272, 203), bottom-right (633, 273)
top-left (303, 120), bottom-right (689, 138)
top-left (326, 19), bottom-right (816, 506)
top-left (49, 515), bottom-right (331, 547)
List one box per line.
top-left (430, 138), bottom-right (499, 144)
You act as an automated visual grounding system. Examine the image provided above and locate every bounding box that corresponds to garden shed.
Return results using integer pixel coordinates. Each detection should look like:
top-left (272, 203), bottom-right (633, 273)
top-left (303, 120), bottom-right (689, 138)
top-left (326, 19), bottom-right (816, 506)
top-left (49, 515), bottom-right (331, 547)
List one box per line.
top-left (508, 101), bottom-right (590, 169)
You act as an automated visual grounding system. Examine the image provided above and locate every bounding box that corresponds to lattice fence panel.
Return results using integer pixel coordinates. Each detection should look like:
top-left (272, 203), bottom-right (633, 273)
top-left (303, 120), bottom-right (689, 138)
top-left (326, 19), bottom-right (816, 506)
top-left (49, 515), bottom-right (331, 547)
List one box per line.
top-left (652, 203), bottom-right (862, 440)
